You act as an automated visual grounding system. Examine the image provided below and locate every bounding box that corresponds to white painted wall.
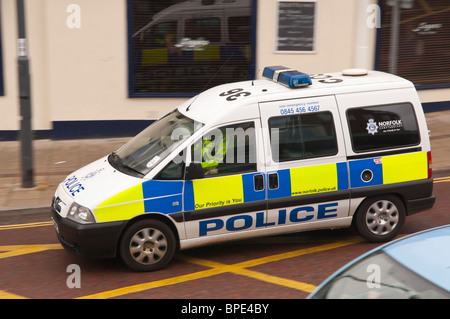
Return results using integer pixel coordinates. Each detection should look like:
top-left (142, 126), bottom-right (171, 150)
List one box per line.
top-left (0, 0), bottom-right (448, 134)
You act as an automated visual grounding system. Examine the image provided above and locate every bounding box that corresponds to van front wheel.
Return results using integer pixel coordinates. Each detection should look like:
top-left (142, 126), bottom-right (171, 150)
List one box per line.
top-left (355, 195), bottom-right (405, 243)
top-left (120, 219), bottom-right (176, 271)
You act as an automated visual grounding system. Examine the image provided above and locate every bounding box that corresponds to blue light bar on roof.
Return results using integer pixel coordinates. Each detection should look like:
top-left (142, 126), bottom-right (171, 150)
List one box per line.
top-left (262, 66), bottom-right (312, 88)
top-left (262, 66), bottom-right (288, 80)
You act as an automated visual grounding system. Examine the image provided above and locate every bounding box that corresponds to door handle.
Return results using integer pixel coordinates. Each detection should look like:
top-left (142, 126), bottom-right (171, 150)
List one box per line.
top-left (268, 173), bottom-right (279, 190)
top-left (254, 174), bottom-right (264, 191)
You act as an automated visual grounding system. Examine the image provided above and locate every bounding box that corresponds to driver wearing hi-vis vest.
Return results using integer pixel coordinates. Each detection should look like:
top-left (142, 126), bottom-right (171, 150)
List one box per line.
top-left (195, 132), bottom-right (229, 175)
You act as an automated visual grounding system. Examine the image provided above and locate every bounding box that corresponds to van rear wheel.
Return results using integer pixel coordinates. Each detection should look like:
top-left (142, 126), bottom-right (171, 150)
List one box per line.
top-left (355, 195), bottom-right (405, 243)
top-left (120, 219), bottom-right (176, 272)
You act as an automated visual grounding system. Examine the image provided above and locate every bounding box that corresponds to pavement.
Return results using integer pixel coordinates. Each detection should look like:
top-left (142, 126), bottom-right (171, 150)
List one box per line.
top-left (1, 110), bottom-right (450, 224)
top-left (0, 137), bottom-right (129, 224)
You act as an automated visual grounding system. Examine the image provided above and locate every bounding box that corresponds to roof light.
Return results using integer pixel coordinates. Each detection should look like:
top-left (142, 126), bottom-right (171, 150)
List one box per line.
top-left (262, 66), bottom-right (312, 88)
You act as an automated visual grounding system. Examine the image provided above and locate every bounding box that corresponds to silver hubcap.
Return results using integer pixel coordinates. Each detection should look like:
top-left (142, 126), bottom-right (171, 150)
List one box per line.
top-left (129, 228), bottom-right (168, 265)
top-left (365, 200), bottom-right (399, 236)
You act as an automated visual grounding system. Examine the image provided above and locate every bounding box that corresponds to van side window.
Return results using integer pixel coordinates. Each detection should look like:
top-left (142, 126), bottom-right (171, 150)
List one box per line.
top-left (149, 21), bottom-right (178, 48)
top-left (185, 18), bottom-right (221, 43)
top-left (347, 103), bottom-right (420, 152)
top-left (154, 151), bottom-right (186, 180)
top-left (228, 17), bottom-right (251, 43)
top-left (268, 112), bottom-right (338, 162)
top-left (192, 122), bottom-right (257, 176)
top-left (154, 161), bottom-right (185, 180)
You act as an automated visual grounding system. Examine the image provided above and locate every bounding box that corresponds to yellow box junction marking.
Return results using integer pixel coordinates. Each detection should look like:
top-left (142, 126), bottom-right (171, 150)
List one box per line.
top-left (79, 237), bottom-right (361, 299)
top-left (0, 244), bottom-right (62, 260)
top-left (0, 290), bottom-right (28, 299)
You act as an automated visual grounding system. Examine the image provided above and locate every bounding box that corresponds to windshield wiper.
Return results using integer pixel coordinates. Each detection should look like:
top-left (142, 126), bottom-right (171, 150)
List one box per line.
top-left (122, 164), bottom-right (145, 177)
top-left (109, 152), bottom-right (144, 177)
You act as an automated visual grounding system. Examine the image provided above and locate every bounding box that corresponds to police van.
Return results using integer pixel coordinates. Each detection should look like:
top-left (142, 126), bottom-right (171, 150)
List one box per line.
top-left (52, 67), bottom-right (435, 271)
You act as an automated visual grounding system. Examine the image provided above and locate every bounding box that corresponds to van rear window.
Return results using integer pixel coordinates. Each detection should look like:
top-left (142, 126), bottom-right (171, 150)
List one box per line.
top-left (347, 103), bottom-right (420, 153)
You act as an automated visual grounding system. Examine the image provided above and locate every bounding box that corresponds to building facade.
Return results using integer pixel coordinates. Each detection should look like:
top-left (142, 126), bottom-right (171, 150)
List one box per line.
top-left (0, 0), bottom-right (449, 140)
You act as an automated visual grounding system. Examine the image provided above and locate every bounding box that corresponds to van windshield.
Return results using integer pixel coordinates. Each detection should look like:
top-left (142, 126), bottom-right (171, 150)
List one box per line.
top-left (110, 110), bottom-right (202, 177)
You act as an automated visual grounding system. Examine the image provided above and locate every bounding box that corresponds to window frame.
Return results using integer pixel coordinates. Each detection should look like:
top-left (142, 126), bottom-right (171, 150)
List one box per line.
top-left (268, 111), bottom-right (339, 163)
top-left (346, 102), bottom-right (421, 154)
top-left (153, 152), bottom-right (186, 181)
top-left (0, 15), bottom-right (4, 96)
top-left (184, 17), bottom-right (222, 43)
top-left (190, 120), bottom-right (258, 178)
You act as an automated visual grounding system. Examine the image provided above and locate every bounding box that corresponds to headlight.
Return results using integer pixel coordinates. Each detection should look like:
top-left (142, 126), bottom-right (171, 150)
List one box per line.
top-left (67, 203), bottom-right (96, 224)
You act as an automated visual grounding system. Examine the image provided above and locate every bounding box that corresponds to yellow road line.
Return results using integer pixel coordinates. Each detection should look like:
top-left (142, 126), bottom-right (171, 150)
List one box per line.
top-left (0, 244), bottom-right (63, 299)
top-left (234, 238), bottom-right (361, 268)
top-left (79, 238), bottom-right (361, 298)
top-left (0, 290), bottom-right (28, 299)
top-left (0, 244), bottom-right (62, 259)
top-left (434, 176), bottom-right (450, 183)
top-left (0, 221), bottom-right (53, 231)
top-left (178, 256), bottom-right (317, 293)
top-left (78, 267), bottom-right (226, 299)
top-left (235, 268), bottom-right (317, 293)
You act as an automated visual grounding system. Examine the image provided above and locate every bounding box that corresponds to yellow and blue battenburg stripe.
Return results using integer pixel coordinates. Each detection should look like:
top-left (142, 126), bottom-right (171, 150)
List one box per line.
top-left (268, 163), bottom-right (349, 199)
top-left (183, 172), bottom-right (266, 211)
top-left (93, 151), bottom-right (429, 223)
top-left (348, 151), bottom-right (428, 188)
top-left (94, 180), bottom-right (183, 223)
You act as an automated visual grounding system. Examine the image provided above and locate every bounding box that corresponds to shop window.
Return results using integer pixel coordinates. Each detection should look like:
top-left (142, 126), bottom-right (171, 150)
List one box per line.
top-left (128, 0), bottom-right (256, 97)
top-left (376, 0), bottom-right (450, 88)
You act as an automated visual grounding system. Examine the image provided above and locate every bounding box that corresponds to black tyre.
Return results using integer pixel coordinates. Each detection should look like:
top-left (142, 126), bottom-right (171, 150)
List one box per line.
top-left (354, 195), bottom-right (405, 243)
top-left (120, 219), bottom-right (176, 271)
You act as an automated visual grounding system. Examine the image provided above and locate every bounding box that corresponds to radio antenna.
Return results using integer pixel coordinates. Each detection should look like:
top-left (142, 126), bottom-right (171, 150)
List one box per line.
top-left (201, 52), bottom-right (235, 92)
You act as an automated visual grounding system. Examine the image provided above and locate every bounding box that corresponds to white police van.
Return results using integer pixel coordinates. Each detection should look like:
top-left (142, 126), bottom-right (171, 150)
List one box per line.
top-left (52, 66), bottom-right (435, 271)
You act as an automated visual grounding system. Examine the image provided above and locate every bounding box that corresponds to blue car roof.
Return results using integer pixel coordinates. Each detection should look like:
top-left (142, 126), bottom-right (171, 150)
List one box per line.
top-left (383, 225), bottom-right (450, 292)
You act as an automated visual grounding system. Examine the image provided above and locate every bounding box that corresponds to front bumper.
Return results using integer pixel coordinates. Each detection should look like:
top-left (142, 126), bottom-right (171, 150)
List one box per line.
top-left (52, 207), bottom-right (126, 259)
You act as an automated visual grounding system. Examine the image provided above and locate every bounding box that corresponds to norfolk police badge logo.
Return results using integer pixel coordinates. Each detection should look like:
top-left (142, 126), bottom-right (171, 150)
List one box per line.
top-left (366, 119), bottom-right (378, 135)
